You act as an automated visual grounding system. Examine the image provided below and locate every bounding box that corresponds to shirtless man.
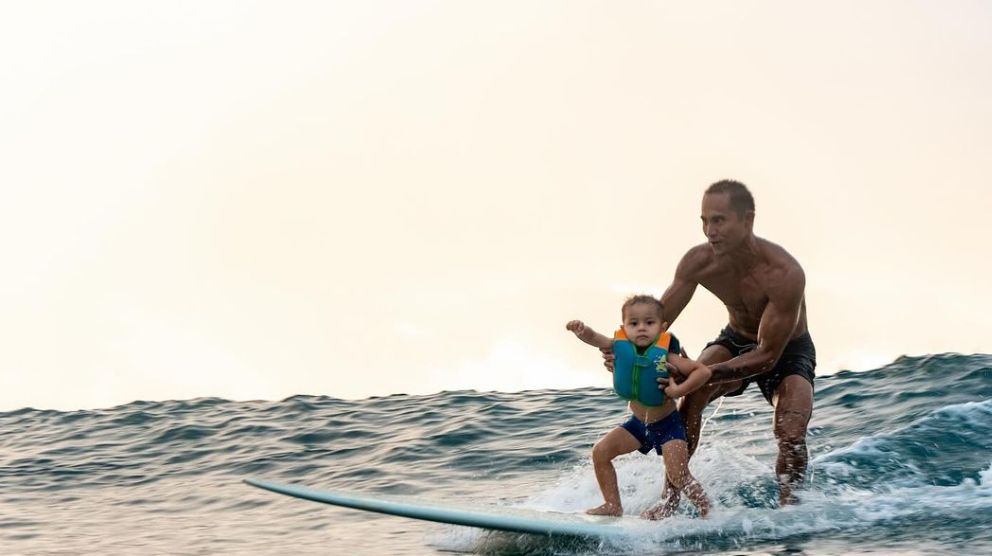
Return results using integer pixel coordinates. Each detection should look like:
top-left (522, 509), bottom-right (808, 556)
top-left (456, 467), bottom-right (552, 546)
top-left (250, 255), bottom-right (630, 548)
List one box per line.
top-left (609, 180), bottom-right (816, 511)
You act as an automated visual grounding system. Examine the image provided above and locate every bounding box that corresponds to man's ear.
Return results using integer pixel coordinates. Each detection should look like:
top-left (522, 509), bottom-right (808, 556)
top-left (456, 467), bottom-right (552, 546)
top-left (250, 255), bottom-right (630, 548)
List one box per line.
top-left (744, 209), bottom-right (756, 231)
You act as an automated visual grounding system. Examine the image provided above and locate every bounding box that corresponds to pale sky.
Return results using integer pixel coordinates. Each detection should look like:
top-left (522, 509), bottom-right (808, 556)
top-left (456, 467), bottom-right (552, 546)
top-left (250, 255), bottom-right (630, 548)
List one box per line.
top-left (2, 1), bottom-right (990, 411)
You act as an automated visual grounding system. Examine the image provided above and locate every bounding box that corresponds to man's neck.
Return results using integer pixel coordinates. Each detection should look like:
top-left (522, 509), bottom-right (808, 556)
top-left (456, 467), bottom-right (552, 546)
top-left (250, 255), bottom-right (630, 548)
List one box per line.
top-left (722, 235), bottom-right (761, 270)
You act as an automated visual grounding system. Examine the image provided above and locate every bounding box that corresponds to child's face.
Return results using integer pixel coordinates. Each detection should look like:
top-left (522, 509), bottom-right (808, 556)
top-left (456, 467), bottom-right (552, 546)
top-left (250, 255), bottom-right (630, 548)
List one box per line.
top-left (622, 303), bottom-right (666, 348)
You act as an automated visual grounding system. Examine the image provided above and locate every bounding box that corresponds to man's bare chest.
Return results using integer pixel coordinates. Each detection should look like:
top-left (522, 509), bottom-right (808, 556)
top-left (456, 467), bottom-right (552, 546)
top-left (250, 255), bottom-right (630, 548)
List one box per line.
top-left (698, 269), bottom-right (769, 316)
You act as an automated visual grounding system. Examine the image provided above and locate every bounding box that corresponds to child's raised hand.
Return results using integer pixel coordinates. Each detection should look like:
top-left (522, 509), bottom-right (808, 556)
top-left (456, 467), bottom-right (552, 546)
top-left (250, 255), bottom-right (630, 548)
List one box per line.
top-left (565, 320), bottom-right (586, 336)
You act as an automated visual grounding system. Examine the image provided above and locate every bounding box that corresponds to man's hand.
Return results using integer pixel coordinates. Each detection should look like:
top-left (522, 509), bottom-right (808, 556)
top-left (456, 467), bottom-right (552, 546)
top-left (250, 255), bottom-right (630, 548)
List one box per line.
top-left (657, 363), bottom-right (686, 391)
top-left (600, 347), bottom-right (615, 373)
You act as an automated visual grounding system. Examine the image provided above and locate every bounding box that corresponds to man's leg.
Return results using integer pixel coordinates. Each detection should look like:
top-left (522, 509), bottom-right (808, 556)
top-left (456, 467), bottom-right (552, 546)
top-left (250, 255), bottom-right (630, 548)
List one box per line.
top-left (772, 374), bottom-right (813, 505)
top-left (661, 344), bottom-right (743, 507)
top-left (681, 344), bottom-right (742, 456)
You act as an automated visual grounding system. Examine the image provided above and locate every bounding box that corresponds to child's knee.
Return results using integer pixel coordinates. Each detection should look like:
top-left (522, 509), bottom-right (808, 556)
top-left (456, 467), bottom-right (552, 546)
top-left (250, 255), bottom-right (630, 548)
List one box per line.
top-left (591, 442), bottom-right (613, 464)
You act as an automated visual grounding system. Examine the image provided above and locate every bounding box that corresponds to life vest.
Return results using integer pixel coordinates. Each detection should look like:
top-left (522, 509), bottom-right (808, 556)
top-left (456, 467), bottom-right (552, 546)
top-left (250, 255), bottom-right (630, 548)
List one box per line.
top-left (612, 329), bottom-right (672, 407)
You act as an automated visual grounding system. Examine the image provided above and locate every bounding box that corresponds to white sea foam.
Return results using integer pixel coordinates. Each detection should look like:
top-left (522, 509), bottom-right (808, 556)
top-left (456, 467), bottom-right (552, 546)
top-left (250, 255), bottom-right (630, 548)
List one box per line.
top-left (981, 462), bottom-right (992, 487)
top-left (429, 439), bottom-right (992, 554)
top-left (518, 441), bottom-right (767, 516)
top-left (937, 398), bottom-right (992, 424)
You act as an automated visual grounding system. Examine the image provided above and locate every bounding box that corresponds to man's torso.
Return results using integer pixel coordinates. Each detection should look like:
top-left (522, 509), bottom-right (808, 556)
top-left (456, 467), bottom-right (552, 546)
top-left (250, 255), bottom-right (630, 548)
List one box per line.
top-left (688, 237), bottom-right (809, 340)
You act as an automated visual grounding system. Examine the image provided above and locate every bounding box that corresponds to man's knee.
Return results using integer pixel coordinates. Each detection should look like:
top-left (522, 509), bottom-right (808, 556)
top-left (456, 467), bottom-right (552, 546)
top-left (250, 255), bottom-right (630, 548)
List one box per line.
top-left (698, 343), bottom-right (733, 366)
top-left (773, 375), bottom-right (813, 445)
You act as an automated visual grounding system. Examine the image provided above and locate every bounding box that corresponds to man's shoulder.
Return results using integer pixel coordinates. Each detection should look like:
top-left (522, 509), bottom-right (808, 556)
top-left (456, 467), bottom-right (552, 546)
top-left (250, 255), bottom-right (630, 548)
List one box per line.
top-left (678, 243), bottom-right (716, 274)
top-left (756, 237), bottom-right (805, 292)
top-left (757, 237), bottom-right (804, 273)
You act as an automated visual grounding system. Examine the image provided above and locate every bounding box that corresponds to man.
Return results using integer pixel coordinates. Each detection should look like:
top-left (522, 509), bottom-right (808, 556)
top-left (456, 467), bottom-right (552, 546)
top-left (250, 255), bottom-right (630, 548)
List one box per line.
top-left (609, 179), bottom-right (816, 510)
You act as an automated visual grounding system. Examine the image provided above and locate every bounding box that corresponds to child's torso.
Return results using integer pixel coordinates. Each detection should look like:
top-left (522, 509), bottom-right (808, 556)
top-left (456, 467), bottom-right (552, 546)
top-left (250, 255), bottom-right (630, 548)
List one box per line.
top-left (628, 398), bottom-right (677, 423)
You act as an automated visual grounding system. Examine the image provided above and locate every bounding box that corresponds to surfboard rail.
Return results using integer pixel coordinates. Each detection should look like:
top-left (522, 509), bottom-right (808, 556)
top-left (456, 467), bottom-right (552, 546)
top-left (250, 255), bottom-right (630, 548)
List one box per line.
top-left (244, 478), bottom-right (627, 538)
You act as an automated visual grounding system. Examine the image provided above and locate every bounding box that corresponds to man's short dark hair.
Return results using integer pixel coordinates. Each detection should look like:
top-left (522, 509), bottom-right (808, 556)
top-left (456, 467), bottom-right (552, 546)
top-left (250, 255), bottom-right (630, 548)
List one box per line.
top-left (705, 179), bottom-right (755, 216)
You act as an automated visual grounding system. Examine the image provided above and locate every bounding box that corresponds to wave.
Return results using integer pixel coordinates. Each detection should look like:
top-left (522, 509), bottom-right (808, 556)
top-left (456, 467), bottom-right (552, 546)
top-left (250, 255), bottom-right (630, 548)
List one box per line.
top-left (1, 353), bottom-right (990, 554)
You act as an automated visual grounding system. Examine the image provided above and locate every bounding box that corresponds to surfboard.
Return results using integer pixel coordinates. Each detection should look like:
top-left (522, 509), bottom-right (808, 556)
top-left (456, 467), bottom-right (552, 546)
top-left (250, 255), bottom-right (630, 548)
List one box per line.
top-left (244, 478), bottom-right (628, 539)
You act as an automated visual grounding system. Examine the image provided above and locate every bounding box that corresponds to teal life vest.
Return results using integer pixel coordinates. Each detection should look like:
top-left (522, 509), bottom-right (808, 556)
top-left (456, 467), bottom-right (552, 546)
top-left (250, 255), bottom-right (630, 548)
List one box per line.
top-left (612, 329), bottom-right (672, 407)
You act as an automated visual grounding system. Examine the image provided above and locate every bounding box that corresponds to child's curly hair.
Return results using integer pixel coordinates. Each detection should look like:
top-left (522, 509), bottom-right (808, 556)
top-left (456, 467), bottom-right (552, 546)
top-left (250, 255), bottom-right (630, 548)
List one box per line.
top-left (621, 295), bottom-right (665, 320)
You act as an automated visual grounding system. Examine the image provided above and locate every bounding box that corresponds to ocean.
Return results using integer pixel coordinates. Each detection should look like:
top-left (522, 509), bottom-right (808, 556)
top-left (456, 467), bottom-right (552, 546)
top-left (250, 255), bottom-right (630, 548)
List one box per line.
top-left (1, 353), bottom-right (990, 555)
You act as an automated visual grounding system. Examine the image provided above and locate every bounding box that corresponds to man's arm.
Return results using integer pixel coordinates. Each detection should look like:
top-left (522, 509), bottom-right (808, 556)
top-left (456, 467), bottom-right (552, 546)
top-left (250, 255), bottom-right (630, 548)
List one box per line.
top-left (659, 249), bottom-right (703, 327)
top-left (708, 266), bottom-right (805, 383)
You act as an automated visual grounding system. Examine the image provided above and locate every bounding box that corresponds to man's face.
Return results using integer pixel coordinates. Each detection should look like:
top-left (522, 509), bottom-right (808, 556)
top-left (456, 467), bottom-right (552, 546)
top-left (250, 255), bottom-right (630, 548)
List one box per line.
top-left (701, 192), bottom-right (751, 255)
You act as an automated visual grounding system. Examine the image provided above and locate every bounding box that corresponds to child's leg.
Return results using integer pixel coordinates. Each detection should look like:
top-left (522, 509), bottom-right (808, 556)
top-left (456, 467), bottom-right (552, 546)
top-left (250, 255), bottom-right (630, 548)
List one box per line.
top-left (643, 439), bottom-right (710, 519)
top-left (663, 440), bottom-right (709, 516)
top-left (587, 426), bottom-right (641, 516)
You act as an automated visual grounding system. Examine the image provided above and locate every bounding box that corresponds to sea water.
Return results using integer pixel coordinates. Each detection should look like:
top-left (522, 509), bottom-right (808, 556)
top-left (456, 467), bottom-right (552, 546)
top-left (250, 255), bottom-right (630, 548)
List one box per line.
top-left (1, 353), bottom-right (990, 555)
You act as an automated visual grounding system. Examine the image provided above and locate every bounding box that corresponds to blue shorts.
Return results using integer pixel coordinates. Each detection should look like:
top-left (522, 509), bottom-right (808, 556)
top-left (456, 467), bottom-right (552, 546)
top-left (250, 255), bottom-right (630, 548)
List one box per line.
top-left (621, 412), bottom-right (687, 455)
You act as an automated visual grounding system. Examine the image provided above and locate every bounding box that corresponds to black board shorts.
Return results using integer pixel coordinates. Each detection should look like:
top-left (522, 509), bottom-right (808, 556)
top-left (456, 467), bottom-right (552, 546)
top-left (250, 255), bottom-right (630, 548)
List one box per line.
top-left (705, 326), bottom-right (816, 405)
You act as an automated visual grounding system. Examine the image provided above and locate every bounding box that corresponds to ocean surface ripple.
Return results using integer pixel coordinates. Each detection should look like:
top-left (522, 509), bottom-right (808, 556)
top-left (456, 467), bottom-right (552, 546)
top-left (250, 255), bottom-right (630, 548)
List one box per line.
top-left (1, 353), bottom-right (990, 555)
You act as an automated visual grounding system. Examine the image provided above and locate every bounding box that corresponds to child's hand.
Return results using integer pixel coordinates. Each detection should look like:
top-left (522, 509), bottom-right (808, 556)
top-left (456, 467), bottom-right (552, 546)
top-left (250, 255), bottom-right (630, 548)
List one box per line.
top-left (664, 383), bottom-right (685, 400)
top-left (565, 320), bottom-right (587, 336)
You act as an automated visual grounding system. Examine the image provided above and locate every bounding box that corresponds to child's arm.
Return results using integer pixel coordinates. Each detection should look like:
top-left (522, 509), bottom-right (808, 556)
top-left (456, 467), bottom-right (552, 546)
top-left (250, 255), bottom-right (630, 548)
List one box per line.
top-left (565, 320), bottom-right (614, 350)
top-left (663, 353), bottom-right (712, 399)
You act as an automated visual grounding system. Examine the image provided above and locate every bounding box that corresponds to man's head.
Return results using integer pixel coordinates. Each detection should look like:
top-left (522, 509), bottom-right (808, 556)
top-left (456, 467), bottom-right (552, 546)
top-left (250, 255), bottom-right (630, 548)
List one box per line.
top-left (702, 179), bottom-right (755, 255)
top-left (620, 295), bottom-right (667, 347)
top-left (705, 180), bottom-right (754, 216)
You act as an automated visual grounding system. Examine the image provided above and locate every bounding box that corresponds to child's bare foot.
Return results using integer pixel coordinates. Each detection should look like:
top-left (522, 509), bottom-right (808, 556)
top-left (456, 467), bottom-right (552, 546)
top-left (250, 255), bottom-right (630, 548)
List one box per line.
top-left (642, 487), bottom-right (681, 520)
top-left (585, 503), bottom-right (623, 517)
top-left (683, 478), bottom-right (710, 518)
top-left (697, 501), bottom-right (710, 518)
top-left (640, 497), bottom-right (679, 520)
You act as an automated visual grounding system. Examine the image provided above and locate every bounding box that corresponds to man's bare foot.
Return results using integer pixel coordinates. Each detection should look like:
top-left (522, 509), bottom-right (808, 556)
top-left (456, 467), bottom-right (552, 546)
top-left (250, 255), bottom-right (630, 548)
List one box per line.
top-left (779, 489), bottom-right (798, 506)
top-left (585, 503), bottom-right (623, 517)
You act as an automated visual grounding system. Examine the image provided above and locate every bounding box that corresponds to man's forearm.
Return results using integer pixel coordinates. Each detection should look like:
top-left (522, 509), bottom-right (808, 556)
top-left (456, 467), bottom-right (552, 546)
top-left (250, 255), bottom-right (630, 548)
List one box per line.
top-left (709, 349), bottom-right (777, 383)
